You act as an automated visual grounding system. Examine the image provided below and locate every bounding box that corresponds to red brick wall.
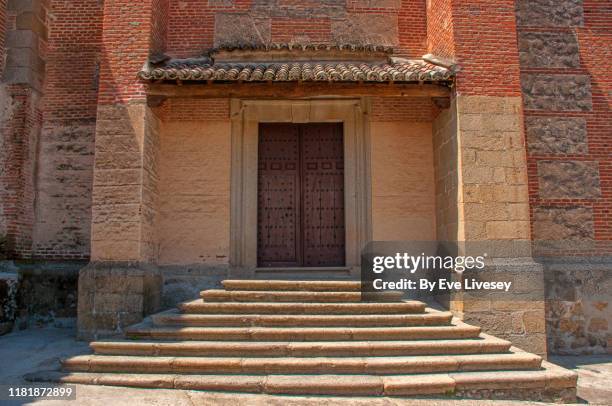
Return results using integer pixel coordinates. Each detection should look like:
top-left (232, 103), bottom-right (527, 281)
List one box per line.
top-left (426, 0), bottom-right (521, 96)
top-left (370, 97), bottom-right (433, 122)
top-left (43, 0), bottom-right (102, 122)
top-left (524, 1), bottom-right (612, 243)
top-left (578, 1), bottom-right (611, 240)
top-left (426, 0), bottom-right (455, 60)
top-left (162, 98), bottom-right (230, 122)
top-left (97, 1), bottom-right (165, 104)
top-left (397, 0), bottom-right (427, 58)
top-left (151, 0), bottom-right (169, 55)
top-left (451, 0), bottom-right (521, 96)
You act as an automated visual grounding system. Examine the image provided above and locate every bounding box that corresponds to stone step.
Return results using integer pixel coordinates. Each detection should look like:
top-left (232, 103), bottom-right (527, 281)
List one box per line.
top-left (27, 360), bottom-right (577, 400)
top-left (200, 289), bottom-right (404, 303)
top-left (61, 351), bottom-right (541, 375)
top-left (151, 309), bottom-right (453, 327)
top-left (222, 280), bottom-right (361, 292)
top-left (91, 334), bottom-right (511, 357)
top-left (179, 299), bottom-right (426, 314)
top-left (125, 321), bottom-right (481, 341)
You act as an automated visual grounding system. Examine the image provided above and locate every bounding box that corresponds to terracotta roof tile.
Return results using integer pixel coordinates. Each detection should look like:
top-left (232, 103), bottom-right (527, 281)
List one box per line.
top-left (139, 43), bottom-right (454, 83)
top-left (139, 60), bottom-right (452, 83)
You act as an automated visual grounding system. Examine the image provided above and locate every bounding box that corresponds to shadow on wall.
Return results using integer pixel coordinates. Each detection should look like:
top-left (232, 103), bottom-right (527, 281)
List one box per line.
top-left (0, 260), bottom-right (83, 336)
top-left (160, 265), bottom-right (228, 309)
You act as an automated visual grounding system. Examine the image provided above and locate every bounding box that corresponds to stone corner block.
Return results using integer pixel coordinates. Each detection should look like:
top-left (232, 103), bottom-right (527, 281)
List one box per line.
top-left (6, 30), bottom-right (39, 50)
top-left (15, 11), bottom-right (48, 41)
top-left (77, 262), bottom-right (162, 340)
top-left (460, 259), bottom-right (547, 355)
top-left (2, 66), bottom-right (43, 91)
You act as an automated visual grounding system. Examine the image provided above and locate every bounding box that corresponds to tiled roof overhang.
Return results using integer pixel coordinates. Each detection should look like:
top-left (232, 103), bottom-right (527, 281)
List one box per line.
top-left (138, 44), bottom-right (454, 84)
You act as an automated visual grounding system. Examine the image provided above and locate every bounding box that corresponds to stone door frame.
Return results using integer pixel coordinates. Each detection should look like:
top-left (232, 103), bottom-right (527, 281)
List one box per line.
top-left (229, 98), bottom-right (372, 272)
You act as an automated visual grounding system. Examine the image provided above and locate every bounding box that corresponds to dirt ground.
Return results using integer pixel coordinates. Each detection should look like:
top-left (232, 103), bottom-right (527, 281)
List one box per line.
top-left (0, 327), bottom-right (610, 405)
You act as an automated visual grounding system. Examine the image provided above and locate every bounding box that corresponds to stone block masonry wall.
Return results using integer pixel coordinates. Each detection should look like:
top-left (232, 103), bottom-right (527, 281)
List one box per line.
top-left (517, 0), bottom-right (611, 355)
top-left (79, 102), bottom-right (164, 339)
top-left (448, 95), bottom-right (548, 356)
top-left (167, 0), bottom-right (426, 58)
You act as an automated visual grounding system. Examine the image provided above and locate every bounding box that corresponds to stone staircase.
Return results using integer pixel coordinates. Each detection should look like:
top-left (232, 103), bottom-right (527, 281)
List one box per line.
top-left (27, 280), bottom-right (577, 401)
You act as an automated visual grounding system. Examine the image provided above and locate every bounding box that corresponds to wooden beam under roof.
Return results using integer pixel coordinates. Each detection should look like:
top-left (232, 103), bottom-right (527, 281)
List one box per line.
top-left (145, 82), bottom-right (451, 99)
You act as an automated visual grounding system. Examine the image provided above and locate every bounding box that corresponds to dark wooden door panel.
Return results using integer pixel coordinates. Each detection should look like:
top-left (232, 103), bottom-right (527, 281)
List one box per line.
top-left (258, 123), bottom-right (345, 267)
top-left (301, 123), bottom-right (345, 266)
top-left (257, 123), bottom-right (300, 267)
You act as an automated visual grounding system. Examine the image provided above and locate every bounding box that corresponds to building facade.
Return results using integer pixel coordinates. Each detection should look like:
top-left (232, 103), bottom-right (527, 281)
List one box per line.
top-left (0, 0), bottom-right (610, 356)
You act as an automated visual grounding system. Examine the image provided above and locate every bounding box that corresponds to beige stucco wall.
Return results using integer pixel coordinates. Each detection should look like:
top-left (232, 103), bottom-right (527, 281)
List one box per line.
top-left (370, 121), bottom-right (436, 241)
top-left (156, 120), bottom-right (231, 265)
top-left (156, 109), bottom-right (436, 263)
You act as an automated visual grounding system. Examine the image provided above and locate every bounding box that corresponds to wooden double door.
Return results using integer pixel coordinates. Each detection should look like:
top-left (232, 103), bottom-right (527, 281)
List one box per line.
top-left (257, 123), bottom-right (346, 267)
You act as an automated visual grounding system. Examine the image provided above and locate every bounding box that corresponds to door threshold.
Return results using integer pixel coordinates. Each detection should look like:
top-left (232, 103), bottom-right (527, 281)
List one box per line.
top-left (255, 266), bottom-right (351, 272)
top-left (253, 266), bottom-right (354, 280)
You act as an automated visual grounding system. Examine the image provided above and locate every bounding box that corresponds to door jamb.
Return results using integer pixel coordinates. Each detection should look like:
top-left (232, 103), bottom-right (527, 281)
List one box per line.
top-left (229, 98), bottom-right (372, 275)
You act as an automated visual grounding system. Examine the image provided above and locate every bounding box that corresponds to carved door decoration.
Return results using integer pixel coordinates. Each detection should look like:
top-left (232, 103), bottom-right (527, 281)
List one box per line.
top-left (258, 123), bottom-right (345, 267)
